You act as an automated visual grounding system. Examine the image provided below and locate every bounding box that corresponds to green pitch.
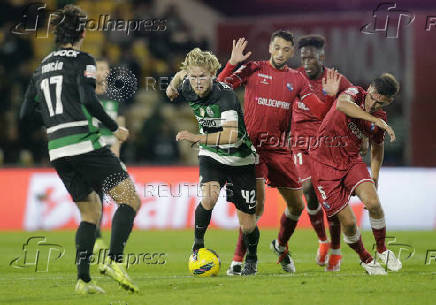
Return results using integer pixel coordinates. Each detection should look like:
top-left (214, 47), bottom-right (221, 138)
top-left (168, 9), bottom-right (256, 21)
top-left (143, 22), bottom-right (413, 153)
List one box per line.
top-left (1, 229), bottom-right (435, 305)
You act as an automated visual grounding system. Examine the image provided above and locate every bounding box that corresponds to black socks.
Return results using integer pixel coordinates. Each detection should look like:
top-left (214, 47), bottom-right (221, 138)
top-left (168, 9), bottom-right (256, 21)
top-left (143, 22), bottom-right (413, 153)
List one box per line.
top-left (193, 203), bottom-right (212, 250)
top-left (243, 226), bottom-right (260, 263)
top-left (109, 204), bottom-right (136, 262)
top-left (75, 221), bottom-right (97, 282)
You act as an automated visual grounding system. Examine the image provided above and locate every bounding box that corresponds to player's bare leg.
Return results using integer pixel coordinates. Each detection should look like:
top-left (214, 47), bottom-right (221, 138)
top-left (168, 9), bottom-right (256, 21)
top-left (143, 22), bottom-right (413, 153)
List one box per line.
top-left (192, 181), bottom-right (220, 251)
top-left (99, 177), bottom-right (141, 293)
top-left (237, 210), bottom-right (260, 276)
top-left (337, 205), bottom-right (386, 275)
top-left (355, 182), bottom-right (402, 271)
top-left (228, 179), bottom-right (264, 275)
top-left (75, 192), bottom-right (105, 294)
top-left (269, 188), bottom-right (303, 273)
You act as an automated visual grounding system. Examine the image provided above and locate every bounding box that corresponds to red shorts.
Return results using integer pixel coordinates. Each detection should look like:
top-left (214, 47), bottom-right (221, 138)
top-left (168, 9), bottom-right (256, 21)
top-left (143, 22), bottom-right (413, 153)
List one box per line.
top-left (256, 149), bottom-right (301, 189)
top-left (310, 159), bottom-right (373, 217)
top-left (292, 150), bottom-right (312, 182)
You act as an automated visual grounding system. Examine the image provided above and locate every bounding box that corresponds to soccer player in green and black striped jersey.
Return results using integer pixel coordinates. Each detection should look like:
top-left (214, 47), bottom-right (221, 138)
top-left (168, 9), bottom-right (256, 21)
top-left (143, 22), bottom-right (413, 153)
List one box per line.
top-left (20, 4), bottom-right (139, 294)
top-left (167, 48), bottom-right (260, 276)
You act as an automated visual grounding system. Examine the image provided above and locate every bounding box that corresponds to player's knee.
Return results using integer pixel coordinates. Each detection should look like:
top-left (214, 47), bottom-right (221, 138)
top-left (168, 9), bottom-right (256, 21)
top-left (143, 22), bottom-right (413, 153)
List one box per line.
top-left (367, 203), bottom-right (384, 218)
top-left (241, 223), bottom-right (256, 234)
top-left (342, 224), bottom-right (357, 238)
top-left (201, 196), bottom-right (218, 210)
top-left (364, 197), bottom-right (381, 212)
top-left (80, 206), bottom-right (100, 224)
top-left (126, 193), bottom-right (141, 212)
top-left (240, 217), bottom-right (256, 233)
top-left (340, 213), bottom-right (356, 231)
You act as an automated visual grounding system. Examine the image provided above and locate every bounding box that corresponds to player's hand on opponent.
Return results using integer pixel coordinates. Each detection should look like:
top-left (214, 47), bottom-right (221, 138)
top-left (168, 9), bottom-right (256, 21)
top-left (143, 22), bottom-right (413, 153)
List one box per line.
top-left (229, 38), bottom-right (252, 66)
top-left (374, 118), bottom-right (396, 142)
top-left (114, 127), bottom-right (129, 142)
top-left (176, 130), bottom-right (201, 143)
top-left (322, 69), bottom-right (341, 96)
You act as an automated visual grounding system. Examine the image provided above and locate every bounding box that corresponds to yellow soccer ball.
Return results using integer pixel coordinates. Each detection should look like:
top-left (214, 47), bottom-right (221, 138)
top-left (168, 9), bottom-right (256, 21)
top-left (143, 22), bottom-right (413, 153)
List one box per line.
top-left (188, 248), bottom-right (221, 277)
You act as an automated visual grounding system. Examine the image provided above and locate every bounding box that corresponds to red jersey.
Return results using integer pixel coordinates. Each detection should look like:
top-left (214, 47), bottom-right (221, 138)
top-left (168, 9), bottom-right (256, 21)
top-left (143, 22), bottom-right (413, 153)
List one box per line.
top-left (291, 67), bottom-right (352, 153)
top-left (310, 86), bottom-right (387, 170)
top-left (218, 61), bottom-right (315, 151)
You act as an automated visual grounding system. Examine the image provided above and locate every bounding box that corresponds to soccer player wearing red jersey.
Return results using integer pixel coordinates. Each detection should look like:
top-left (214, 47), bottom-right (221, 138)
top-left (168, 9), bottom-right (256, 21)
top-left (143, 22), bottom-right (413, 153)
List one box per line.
top-left (310, 73), bottom-right (402, 275)
top-left (216, 31), bottom-right (341, 275)
top-left (291, 35), bottom-right (352, 271)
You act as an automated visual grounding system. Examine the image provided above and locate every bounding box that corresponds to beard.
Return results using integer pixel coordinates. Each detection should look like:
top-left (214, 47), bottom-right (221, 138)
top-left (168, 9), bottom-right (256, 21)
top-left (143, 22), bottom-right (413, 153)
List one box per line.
top-left (271, 58), bottom-right (286, 70)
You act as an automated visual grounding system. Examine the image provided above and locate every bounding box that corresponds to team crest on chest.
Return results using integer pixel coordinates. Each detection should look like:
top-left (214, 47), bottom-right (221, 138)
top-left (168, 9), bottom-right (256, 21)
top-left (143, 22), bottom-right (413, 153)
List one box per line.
top-left (199, 108), bottom-right (205, 117)
top-left (206, 106), bottom-right (214, 117)
top-left (258, 73), bottom-right (272, 85)
top-left (286, 82), bottom-right (293, 92)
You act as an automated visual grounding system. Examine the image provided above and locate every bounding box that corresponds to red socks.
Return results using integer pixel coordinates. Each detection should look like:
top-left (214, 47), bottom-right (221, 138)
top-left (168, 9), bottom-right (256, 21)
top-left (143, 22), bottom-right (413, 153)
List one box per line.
top-left (344, 230), bottom-right (372, 263)
top-left (370, 216), bottom-right (387, 253)
top-left (307, 206), bottom-right (327, 242)
top-left (328, 215), bottom-right (341, 250)
top-left (232, 227), bottom-right (246, 262)
top-left (278, 209), bottom-right (300, 247)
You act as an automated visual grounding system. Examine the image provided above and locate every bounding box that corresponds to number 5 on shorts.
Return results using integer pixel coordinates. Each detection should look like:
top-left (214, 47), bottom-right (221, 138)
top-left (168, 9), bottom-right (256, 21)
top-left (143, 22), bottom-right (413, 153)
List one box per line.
top-left (317, 186), bottom-right (327, 200)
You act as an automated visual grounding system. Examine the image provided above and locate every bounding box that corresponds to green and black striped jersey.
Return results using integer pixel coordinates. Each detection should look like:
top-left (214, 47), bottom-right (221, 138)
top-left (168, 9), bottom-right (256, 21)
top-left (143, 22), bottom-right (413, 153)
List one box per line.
top-left (96, 94), bottom-right (120, 146)
top-left (178, 79), bottom-right (256, 166)
top-left (21, 48), bottom-right (118, 161)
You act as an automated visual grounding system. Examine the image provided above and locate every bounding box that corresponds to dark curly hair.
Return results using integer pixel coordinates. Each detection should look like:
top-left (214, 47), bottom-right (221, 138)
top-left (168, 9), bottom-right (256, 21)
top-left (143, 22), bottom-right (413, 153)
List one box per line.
top-left (51, 4), bottom-right (86, 45)
top-left (271, 30), bottom-right (294, 45)
top-left (371, 73), bottom-right (400, 97)
top-left (297, 34), bottom-right (326, 50)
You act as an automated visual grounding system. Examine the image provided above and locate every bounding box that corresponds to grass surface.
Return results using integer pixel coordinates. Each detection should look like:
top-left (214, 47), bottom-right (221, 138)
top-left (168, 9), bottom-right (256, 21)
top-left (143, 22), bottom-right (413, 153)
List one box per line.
top-left (1, 229), bottom-right (435, 305)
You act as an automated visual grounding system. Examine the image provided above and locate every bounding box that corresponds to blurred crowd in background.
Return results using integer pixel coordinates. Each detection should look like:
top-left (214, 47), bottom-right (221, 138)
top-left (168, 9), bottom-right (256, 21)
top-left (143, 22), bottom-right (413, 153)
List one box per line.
top-left (0, 0), bottom-right (409, 167)
top-left (0, 0), bottom-right (207, 166)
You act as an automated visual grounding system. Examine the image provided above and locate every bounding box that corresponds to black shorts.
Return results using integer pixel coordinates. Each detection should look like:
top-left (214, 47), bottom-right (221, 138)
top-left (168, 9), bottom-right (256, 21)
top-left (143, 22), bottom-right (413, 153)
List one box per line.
top-left (51, 147), bottom-right (129, 202)
top-left (199, 156), bottom-right (256, 214)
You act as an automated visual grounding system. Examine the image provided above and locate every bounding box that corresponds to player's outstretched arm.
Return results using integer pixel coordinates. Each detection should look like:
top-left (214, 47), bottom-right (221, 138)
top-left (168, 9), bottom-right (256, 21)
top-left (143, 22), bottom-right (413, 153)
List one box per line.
top-left (217, 38), bottom-right (256, 89)
top-left (336, 94), bottom-right (396, 142)
top-left (370, 142), bottom-right (384, 189)
top-left (166, 70), bottom-right (187, 101)
top-left (298, 71), bottom-right (338, 119)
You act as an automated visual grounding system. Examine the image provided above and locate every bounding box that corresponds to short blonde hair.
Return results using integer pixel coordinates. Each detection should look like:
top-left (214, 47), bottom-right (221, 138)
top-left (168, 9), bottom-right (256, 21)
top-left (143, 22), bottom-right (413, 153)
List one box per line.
top-left (181, 48), bottom-right (221, 76)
